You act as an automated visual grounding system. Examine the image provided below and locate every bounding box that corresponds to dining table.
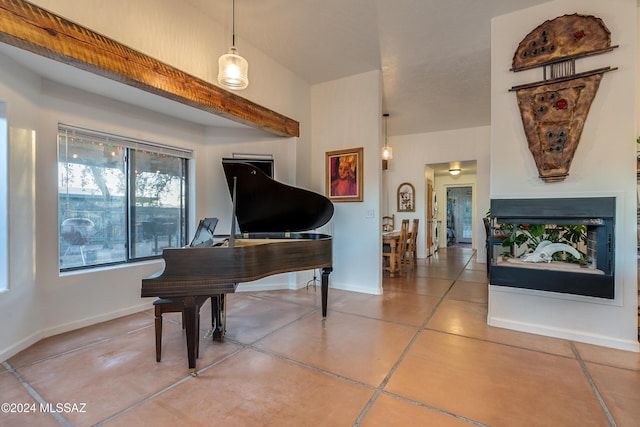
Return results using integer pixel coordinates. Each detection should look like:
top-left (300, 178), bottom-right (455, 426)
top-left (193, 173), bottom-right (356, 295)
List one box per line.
top-left (382, 229), bottom-right (412, 277)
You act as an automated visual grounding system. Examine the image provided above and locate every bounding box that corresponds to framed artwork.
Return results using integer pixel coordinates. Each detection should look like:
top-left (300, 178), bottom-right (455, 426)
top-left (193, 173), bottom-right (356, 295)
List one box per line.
top-left (326, 147), bottom-right (363, 202)
top-left (397, 182), bottom-right (415, 212)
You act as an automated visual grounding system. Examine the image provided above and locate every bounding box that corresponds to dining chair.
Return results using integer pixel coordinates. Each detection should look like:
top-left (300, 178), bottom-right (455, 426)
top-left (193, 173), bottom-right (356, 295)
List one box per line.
top-left (382, 230), bottom-right (395, 275)
top-left (396, 219), bottom-right (410, 274)
top-left (406, 218), bottom-right (419, 270)
top-left (382, 214), bottom-right (395, 232)
top-left (382, 218), bottom-right (409, 276)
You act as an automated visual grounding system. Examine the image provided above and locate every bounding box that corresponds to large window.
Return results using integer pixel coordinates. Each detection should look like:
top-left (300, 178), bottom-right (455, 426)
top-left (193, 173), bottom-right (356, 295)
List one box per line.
top-left (58, 125), bottom-right (191, 271)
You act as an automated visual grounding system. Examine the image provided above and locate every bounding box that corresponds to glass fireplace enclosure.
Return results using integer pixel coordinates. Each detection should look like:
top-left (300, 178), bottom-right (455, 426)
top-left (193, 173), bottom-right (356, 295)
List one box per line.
top-left (489, 197), bottom-right (614, 299)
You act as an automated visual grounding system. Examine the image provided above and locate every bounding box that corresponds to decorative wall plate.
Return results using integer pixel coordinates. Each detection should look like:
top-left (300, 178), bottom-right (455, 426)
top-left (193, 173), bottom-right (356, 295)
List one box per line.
top-left (510, 14), bottom-right (617, 182)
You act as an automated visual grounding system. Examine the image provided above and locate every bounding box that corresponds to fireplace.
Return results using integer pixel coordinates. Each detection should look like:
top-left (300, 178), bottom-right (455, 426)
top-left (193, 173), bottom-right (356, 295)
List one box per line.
top-left (489, 197), bottom-right (614, 299)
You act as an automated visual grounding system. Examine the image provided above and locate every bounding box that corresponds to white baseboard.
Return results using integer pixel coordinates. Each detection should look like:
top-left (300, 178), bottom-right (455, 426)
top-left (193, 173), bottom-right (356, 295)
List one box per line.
top-left (330, 281), bottom-right (382, 295)
top-left (488, 315), bottom-right (640, 353)
top-left (236, 282), bottom-right (299, 292)
top-left (42, 302), bottom-right (152, 338)
top-left (0, 302), bottom-right (151, 364)
top-left (0, 331), bottom-right (43, 365)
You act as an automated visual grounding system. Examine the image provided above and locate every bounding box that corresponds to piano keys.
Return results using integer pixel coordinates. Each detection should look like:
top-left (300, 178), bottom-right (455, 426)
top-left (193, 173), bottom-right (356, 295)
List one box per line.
top-left (141, 160), bottom-right (334, 373)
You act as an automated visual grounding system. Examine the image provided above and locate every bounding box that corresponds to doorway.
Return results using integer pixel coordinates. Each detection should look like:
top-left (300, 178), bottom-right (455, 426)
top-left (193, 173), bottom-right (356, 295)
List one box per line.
top-left (446, 186), bottom-right (472, 247)
top-left (425, 161), bottom-right (477, 253)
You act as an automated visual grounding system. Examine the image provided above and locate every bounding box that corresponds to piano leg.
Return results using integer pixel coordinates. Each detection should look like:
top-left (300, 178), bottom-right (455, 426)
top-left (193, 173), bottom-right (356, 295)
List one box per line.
top-left (182, 296), bottom-right (199, 376)
top-left (210, 294), bottom-right (226, 340)
top-left (321, 267), bottom-right (332, 318)
top-left (181, 295), bottom-right (210, 375)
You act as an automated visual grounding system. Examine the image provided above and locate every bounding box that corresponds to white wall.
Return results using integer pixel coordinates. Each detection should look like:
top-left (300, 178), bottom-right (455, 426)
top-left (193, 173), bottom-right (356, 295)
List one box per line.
top-left (0, 102), bottom-right (6, 299)
top-left (386, 126), bottom-right (491, 260)
top-left (26, 1), bottom-right (279, 112)
top-left (0, 0), bottom-right (312, 361)
top-left (0, 54), bottom-right (41, 361)
top-left (490, 0), bottom-right (638, 351)
top-left (27, 0), bottom-right (315, 187)
top-left (311, 71), bottom-right (383, 294)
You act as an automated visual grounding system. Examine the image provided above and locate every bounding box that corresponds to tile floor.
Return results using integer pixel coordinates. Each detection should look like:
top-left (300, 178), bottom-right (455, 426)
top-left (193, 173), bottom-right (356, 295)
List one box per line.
top-left (1, 247), bottom-right (639, 426)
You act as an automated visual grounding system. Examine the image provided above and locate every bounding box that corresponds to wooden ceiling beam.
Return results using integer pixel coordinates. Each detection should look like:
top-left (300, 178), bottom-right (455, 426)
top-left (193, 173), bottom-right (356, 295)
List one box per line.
top-left (0, 0), bottom-right (299, 137)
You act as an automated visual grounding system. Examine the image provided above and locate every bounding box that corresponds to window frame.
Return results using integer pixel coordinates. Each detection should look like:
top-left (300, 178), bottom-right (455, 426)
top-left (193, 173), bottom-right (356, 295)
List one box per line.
top-left (57, 124), bottom-right (192, 272)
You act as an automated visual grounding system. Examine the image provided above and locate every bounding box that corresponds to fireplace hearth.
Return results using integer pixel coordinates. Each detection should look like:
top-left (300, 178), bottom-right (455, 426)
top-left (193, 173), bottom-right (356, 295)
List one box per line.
top-left (489, 197), bottom-right (614, 299)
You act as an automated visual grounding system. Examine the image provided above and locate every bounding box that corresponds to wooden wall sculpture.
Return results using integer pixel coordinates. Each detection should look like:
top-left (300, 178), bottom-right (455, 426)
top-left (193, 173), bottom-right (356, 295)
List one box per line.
top-left (509, 14), bottom-right (617, 182)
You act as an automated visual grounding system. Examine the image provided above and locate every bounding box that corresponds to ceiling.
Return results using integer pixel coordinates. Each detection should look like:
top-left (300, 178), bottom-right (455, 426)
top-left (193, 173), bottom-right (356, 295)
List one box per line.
top-left (430, 160), bottom-right (477, 177)
top-left (185, 0), bottom-right (551, 136)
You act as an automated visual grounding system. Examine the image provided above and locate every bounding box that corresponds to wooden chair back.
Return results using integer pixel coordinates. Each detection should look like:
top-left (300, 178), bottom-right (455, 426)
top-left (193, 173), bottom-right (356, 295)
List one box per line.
top-left (382, 214), bottom-right (395, 232)
top-left (407, 218), bottom-right (419, 269)
top-left (482, 217), bottom-right (491, 238)
top-left (397, 219), bottom-right (409, 272)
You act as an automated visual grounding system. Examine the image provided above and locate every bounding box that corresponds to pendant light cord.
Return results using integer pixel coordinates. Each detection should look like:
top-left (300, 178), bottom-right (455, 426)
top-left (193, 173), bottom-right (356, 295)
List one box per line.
top-left (383, 113), bottom-right (389, 147)
top-left (232, 0), bottom-right (236, 48)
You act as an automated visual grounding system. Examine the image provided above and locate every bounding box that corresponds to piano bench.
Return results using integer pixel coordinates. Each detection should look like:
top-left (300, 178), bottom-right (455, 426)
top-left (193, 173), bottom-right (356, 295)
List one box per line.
top-left (153, 298), bottom-right (207, 363)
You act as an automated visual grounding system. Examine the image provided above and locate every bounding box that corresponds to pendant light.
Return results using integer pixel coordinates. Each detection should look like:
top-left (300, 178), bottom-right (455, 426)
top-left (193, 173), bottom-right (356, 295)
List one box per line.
top-left (218, 0), bottom-right (248, 90)
top-left (381, 113), bottom-right (393, 160)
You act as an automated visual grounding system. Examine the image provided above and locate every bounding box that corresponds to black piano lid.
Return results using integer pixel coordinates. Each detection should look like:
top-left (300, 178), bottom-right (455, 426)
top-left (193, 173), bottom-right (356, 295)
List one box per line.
top-left (222, 160), bottom-right (334, 233)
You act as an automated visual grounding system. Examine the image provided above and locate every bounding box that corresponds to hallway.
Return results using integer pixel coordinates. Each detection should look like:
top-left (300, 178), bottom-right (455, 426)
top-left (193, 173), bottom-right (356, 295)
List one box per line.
top-left (1, 248), bottom-right (638, 426)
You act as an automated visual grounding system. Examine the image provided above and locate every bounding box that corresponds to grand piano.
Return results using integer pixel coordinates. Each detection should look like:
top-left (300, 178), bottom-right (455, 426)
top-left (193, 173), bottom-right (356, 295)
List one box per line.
top-left (141, 160), bottom-right (334, 373)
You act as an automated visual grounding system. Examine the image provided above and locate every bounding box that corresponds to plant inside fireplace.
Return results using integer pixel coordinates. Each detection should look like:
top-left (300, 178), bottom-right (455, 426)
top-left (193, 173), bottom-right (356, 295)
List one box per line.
top-left (500, 223), bottom-right (587, 264)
